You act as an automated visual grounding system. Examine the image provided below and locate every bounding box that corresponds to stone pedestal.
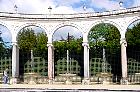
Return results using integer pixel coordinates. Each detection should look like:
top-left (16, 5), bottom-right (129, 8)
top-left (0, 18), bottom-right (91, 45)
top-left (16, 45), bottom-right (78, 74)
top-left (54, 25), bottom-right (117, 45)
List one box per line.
top-left (24, 73), bottom-right (38, 84)
top-left (65, 79), bottom-right (72, 85)
top-left (96, 72), bottom-right (113, 84)
top-left (28, 76), bottom-right (36, 84)
top-left (10, 77), bottom-right (19, 84)
top-left (0, 73), bottom-right (3, 84)
top-left (120, 77), bottom-right (128, 85)
top-left (82, 78), bottom-right (90, 85)
top-left (48, 79), bottom-right (53, 84)
top-left (59, 73), bottom-right (76, 85)
top-left (102, 80), bottom-right (110, 85)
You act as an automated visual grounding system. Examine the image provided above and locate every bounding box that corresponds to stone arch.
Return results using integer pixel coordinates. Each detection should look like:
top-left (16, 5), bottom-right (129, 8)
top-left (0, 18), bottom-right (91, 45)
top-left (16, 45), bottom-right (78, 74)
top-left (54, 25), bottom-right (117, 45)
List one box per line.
top-left (16, 23), bottom-right (49, 77)
top-left (52, 22), bottom-right (84, 76)
top-left (125, 16), bottom-right (140, 78)
top-left (0, 21), bottom-right (12, 38)
top-left (88, 19), bottom-right (122, 77)
top-left (52, 22), bottom-right (83, 36)
top-left (125, 16), bottom-right (140, 34)
top-left (87, 20), bottom-right (122, 36)
top-left (15, 23), bottom-right (48, 41)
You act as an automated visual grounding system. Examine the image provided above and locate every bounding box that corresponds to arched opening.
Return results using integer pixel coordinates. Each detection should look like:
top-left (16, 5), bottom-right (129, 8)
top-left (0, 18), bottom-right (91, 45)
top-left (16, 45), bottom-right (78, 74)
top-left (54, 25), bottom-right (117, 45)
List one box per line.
top-left (88, 23), bottom-right (121, 83)
top-left (0, 24), bottom-right (12, 79)
top-left (53, 26), bottom-right (83, 83)
top-left (126, 20), bottom-right (140, 84)
top-left (16, 25), bottom-right (48, 83)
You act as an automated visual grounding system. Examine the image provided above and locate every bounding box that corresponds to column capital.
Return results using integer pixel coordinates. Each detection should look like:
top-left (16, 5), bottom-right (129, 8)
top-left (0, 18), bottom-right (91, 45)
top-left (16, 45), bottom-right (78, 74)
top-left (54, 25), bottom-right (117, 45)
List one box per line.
top-left (120, 38), bottom-right (127, 47)
top-left (82, 42), bottom-right (89, 47)
top-left (12, 42), bottom-right (20, 49)
top-left (47, 43), bottom-right (53, 47)
top-left (12, 42), bottom-right (18, 46)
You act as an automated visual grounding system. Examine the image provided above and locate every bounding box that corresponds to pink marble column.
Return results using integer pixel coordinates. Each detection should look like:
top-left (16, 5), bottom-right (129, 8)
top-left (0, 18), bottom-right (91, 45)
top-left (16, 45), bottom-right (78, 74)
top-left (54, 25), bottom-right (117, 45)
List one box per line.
top-left (120, 38), bottom-right (128, 84)
top-left (47, 43), bottom-right (53, 81)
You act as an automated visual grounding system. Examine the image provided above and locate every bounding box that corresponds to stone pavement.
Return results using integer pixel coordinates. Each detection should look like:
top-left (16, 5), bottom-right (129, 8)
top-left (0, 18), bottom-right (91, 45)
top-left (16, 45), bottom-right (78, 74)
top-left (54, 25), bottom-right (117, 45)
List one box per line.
top-left (0, 84), bottom-right (140, 91)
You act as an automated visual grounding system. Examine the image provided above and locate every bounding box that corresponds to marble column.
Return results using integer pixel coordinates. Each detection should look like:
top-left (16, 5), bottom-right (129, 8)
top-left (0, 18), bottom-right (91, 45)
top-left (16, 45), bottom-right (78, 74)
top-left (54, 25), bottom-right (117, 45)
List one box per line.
top-left (11, 42), bottom-right (19, 84)
top-left (47, 43), bottom-right (54, 83)
top-left (52, 46), bottom-right (55, 79)
top-left (87, 45), bottom-right (90, 78)
top-left (82, 42), bottom-right (90, 84)
top-left (120, 38), bottom-right (128, 84)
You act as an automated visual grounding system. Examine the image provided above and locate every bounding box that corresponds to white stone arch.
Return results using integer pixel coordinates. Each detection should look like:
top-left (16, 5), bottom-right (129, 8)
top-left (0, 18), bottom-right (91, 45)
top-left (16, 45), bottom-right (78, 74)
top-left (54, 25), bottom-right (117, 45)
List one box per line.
top-left (86, 19), bottom-right (122, 44)
top-left (14, 23), bottom-right (48, 42)
top-left (52, 22), bottom-right (83, 37)
top-left (125, 16), bottom-right (140, 34)
top-left (0, 21), bottom-right (13, 39)
top-left (87, 20), bottom-right (122, 36)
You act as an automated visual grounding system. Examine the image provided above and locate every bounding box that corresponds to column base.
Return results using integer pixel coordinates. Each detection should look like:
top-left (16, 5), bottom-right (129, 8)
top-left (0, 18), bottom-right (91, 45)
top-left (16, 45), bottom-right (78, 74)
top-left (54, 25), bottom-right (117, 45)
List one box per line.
top-left (102, 80), bottom-right (110, 85)
top-left (65, 79), bottom-right (72, 85)
top-left (28, 76), bottom-right (37, 84)
top-left (10, 77), bottom-right (19, 84)
top-left (120, 77), bottom-right (128, 85)
top-left (48, 79), bottom-right (53, 84)
top-left (82, 78), bottom-right (90, 85)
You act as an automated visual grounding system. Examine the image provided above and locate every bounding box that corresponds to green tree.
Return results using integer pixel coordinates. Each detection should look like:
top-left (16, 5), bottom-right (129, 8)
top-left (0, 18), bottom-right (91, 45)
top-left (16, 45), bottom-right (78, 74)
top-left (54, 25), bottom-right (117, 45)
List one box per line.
top-left (126, 22), bottom-right (140, 46)
top-left (88, 23), bottom-right (120, 53)
top-left (0, 32), bottom-right (8, 58)
top-left (53, 36), bottom-right (83, 56)
top-left (0, 39), bottom-right (6, 57)
top-left (34, 32), bottom-right (48, 58)
top-left (17, 28), bottom-right (37, 51)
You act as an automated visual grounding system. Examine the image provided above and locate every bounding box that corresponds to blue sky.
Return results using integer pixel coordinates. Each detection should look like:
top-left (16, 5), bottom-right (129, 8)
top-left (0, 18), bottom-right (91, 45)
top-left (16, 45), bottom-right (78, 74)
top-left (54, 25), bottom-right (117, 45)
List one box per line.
top-left (0, 0), bottom-right (140, 45)
top-left (0, 0), bottom-right (139, 14)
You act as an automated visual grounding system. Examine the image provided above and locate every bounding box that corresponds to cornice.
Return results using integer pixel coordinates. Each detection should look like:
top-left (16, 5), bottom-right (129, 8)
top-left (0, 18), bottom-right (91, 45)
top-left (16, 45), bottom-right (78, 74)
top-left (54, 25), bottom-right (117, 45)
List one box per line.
top-left (0, 6), bottom-right (140, 21)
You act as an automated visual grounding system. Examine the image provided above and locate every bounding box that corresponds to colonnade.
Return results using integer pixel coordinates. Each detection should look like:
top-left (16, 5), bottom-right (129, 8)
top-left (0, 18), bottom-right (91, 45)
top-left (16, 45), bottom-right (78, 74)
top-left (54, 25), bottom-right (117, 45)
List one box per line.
top-left (1, 5), bottom-right (139, 85)
top-left (11, 37), bottom-right (128, 84)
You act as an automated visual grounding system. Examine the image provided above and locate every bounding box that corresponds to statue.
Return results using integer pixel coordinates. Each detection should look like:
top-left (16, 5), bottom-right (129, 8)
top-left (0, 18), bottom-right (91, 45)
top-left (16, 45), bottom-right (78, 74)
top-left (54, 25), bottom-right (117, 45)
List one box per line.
top-left (3, 68), bottom-right (9, 84)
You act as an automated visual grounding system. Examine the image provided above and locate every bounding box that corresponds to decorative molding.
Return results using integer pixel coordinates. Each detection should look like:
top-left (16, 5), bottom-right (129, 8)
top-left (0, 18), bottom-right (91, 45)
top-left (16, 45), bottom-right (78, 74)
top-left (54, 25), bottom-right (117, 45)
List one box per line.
top-left (120, 38), bottom-right (127, 47)
top-left (82, 42), bottom-right (89, 47)
top-left (0, 6), bottom-right (140, 20)
top-left (47, 43), bottom-right (53, 47)
top-left (12, 42), bottom-right (18, 46)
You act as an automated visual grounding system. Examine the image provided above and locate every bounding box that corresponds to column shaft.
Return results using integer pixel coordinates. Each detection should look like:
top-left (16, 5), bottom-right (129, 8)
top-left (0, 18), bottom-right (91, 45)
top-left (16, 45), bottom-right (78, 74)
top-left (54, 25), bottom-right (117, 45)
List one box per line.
top-left (120, 39), bottom-right (128, 84)
top-left (12, 44), bottom-right (19, 78)
top-left (121, 42), bottom-right (127, 78)
top-left (48, 44), bottom-right (53, 80)
top-left (83, 43), bottom-right (89, 79)
top-left (87, 47), bottom-right (90, 78)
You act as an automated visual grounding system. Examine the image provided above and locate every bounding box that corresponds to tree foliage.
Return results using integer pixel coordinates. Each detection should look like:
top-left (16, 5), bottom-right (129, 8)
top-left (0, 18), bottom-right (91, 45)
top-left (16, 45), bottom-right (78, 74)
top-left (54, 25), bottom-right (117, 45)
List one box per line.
top-left (0, 33), bottom-right (11, 58)
top-left (88, 23), bottom-right (121, 49)
top-left (53, 36), bottom-right (83, 61)
top-left (126, 22), bottom-right (140, 46)
top-left (17, 28), bottom-right (37, 51)
top-left (34, 32), bottom-right (48, 58)
top-left (0, 41), bottom-right (6, 57)
top-left (53, 36), bottom-right (83, 54)
top-left (17, 28), bottom-right (48, 58)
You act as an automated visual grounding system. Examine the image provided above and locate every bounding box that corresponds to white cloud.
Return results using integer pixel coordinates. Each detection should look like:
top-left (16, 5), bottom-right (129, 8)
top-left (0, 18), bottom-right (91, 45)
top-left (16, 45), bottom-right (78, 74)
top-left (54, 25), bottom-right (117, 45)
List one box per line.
top-left (54, 0), bottom-right (80, 6)
top-left (91, 0), bottom-right (123, 11)
top-left (0, 0), bottom-right (94, 14)
top-left (16, 0), bottom-right (56, 14)
top-left (52, 6), bottom-right (76, 14)
top-left (132, 0), bottom-right (140, 7)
